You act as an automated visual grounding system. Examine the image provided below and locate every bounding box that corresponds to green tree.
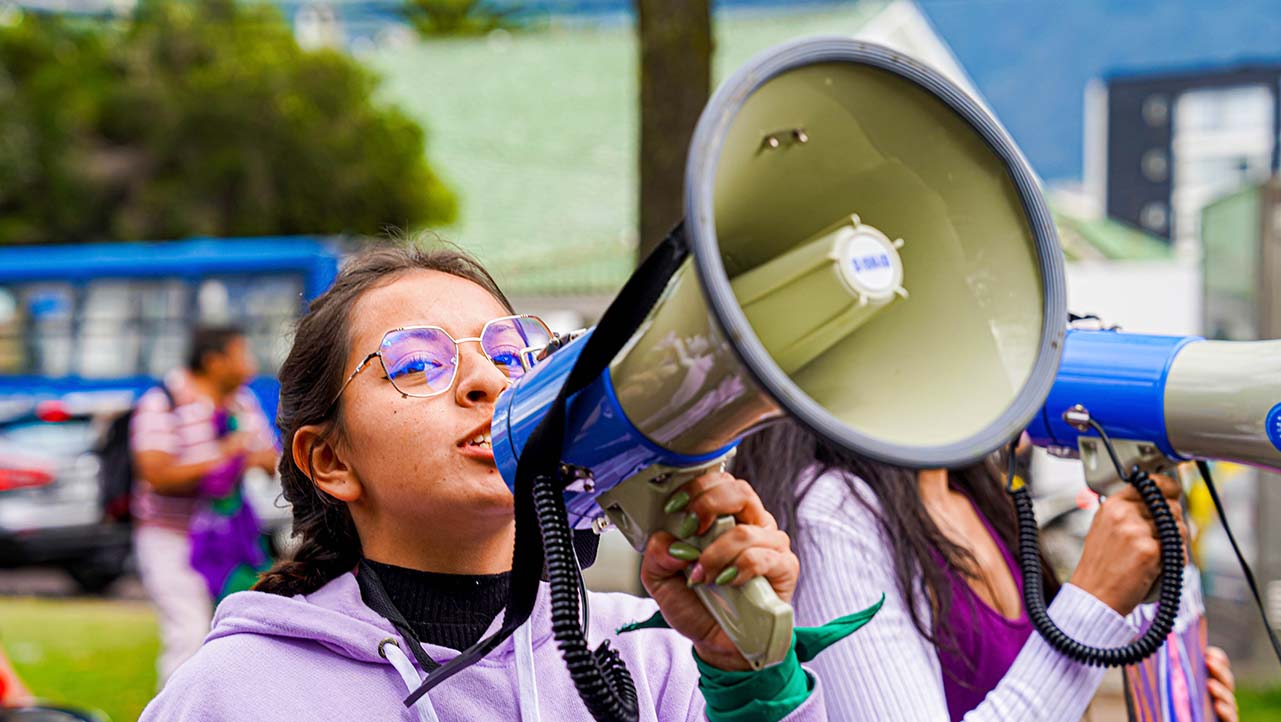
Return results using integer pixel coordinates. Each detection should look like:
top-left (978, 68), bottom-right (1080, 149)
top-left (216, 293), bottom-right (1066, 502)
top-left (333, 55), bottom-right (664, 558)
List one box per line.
top-left (401, 0), bottom-right (522, 37)
top-left (0, 0), bottom-right (456, 245)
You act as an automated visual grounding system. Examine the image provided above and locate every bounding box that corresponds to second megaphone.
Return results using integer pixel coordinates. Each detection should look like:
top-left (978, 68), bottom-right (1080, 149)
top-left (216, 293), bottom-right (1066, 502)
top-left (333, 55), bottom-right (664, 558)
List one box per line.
top-left (1028, 328), bottom-right (1281, 486)
top-left (1013, 327), bottom-right (1281, 668)
top-left (492, 37), bottom-right (1067, 670)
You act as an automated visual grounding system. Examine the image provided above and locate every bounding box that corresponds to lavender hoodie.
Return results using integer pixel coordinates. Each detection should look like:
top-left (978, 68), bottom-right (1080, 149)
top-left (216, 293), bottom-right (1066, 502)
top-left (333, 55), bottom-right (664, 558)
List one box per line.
top-left (140, 572), bottom-right (831, 721)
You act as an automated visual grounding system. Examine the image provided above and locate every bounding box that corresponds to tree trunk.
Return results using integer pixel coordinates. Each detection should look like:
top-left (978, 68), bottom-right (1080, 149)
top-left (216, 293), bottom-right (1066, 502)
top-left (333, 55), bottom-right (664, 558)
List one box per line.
top-left (635, 0), bottom-right (712, 261)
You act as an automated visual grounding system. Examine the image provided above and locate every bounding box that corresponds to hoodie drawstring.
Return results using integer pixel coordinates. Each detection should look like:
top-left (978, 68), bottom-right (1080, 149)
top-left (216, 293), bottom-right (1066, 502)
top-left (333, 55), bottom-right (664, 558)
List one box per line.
top-left (514, 621), bottom-right (541, 722)
top-left (381, 639), bottom-right (442, 722)
top-left (380, 626), bottom-right (541, 722)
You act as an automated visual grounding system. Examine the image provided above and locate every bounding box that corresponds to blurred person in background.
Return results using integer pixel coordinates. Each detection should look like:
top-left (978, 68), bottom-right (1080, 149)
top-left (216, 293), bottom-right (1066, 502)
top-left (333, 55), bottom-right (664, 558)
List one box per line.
top-left (130, 325), bottom-right (279, 686)
top-left (736, 421), bottom-right (1239, 722)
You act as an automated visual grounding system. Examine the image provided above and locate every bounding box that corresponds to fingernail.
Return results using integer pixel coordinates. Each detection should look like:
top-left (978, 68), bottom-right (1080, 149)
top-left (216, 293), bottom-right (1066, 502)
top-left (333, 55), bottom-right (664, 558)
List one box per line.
top-left (714, 566), bottom-right (739, 586)
top-left (664, 491), bottom-right (691, 514)
top-left (668, 541), bottom-right (701, 562)
top-left (686, 564), bottom-right (706, 587)
top-left (676, 512), bottom-right (699, 538)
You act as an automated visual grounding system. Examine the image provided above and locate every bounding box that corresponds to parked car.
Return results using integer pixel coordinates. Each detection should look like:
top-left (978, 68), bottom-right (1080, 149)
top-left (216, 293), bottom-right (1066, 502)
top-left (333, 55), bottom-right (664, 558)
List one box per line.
top-left (0, 405), bottom-right (127, 593)
top-left (0, 401), bottom-right (290, 595)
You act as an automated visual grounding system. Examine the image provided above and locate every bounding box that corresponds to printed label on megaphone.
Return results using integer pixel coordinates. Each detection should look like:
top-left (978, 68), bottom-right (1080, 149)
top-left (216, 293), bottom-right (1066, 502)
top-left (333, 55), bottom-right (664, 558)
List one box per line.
top-left (493, 37), bottom-right (1067, 673)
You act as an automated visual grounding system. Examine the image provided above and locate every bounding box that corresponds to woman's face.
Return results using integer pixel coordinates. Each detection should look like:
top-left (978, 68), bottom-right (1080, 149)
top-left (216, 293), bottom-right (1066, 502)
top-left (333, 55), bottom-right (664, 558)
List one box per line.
top-left (337, 270), bottom-right (517, 544)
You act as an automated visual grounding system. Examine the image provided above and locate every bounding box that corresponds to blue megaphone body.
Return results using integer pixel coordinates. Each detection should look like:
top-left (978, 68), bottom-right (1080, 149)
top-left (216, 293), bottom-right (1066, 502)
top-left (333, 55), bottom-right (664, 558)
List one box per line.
top-left (490, 328), bottom-right (740, 529)
top-left (1027, 328), bottom-right (1281, 490)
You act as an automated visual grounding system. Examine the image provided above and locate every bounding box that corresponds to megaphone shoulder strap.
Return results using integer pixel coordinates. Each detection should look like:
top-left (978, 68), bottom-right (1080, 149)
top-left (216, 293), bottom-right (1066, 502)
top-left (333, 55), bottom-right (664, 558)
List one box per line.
top-left (405, 225), bottom-right (691, 711)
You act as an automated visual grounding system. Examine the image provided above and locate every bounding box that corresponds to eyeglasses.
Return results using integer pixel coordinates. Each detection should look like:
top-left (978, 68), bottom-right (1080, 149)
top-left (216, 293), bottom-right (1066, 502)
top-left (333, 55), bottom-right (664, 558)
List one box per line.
top-left (331, 315), bottom-right (553, 408)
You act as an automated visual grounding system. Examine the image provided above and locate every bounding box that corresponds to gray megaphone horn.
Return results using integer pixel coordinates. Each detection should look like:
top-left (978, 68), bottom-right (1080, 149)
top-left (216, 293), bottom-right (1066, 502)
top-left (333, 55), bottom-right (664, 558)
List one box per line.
top-left (495, 35), bottom-right (1066, 665)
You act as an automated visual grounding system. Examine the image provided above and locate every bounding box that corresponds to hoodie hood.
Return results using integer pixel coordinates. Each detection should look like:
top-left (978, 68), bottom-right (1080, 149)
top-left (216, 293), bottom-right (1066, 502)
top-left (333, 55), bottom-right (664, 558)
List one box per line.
top-left (209, 572), bottom-right (556, 669)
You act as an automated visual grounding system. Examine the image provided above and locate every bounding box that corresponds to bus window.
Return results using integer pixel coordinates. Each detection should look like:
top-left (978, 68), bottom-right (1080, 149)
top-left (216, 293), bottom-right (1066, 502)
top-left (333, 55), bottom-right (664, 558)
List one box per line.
top-left (79, 281), bottom-right (141, 378)
top-left (78, 279), bottom-right (188, 379)
top-left (139, 281), bottom-right (189, 378)
top-left (198, 275), bottom-right (303, 375)
top-left (0, 288), bottom-right (18, 374)
top-left (22, 284), bottom-right (74, 377)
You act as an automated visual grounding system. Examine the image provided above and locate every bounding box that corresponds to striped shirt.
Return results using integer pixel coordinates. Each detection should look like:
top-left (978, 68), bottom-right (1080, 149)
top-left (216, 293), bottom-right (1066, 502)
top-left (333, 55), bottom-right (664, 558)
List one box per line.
top-left (791, 468), bottom-right (1200, 721)
top-left (129, 370), bottom-right (275, 530)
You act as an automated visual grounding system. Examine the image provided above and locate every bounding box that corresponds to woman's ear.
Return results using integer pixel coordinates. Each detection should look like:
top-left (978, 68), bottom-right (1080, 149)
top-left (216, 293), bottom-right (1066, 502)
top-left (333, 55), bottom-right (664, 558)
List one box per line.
top-left (292, 424), bottom-right (363, 503)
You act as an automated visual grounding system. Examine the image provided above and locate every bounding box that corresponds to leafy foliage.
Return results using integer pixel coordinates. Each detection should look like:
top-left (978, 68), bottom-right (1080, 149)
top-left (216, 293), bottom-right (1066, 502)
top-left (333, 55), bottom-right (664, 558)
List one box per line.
top-left (0, 0), bottom-right (456, 245)
top-left (401, 0), bottom-right (523, 37)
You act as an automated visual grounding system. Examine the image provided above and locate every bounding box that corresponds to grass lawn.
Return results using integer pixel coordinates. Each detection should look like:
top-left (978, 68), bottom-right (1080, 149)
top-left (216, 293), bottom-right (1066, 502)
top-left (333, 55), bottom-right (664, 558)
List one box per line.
top-left (0, 596), bottom-right (157, 722)
top-left (1241, 684), bottom-right (1281, 722)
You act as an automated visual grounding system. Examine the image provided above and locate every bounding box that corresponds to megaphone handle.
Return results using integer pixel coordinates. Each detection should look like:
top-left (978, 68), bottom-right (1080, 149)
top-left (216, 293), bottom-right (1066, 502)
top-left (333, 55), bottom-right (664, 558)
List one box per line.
top-left (597, 466), bottom-right (795, 670)
top-left (689, 516), bottom-right (796, 671)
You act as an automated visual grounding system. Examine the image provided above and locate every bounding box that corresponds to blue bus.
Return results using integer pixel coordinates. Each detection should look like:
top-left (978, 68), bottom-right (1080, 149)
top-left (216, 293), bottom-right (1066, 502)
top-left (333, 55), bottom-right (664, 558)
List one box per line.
top-left (0, 237), bottom-right (342, 591)
top-left (0, 236), bottom-right (343, 422)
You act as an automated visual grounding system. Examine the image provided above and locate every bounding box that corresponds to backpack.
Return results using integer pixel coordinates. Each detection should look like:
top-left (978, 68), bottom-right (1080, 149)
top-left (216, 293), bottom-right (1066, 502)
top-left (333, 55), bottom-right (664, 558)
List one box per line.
top-left (98, 385), bottom-right (175, 523)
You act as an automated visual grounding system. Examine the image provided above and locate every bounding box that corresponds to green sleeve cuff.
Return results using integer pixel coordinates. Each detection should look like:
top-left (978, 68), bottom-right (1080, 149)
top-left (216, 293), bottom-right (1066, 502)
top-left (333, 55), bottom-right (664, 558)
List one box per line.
top-left (619, 595), bottom-right (885, 722)
top-left (695, 641), bottom-right (812, 722)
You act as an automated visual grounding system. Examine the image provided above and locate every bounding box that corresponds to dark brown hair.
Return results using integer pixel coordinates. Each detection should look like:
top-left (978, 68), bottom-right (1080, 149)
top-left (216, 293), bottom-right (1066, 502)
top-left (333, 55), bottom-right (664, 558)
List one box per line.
top-left (255, 245), bottom-right (513, 596)
top-left (186, 323), bottom-right (246, 373)
top-left (735, 421), bottom-right (1061, 653)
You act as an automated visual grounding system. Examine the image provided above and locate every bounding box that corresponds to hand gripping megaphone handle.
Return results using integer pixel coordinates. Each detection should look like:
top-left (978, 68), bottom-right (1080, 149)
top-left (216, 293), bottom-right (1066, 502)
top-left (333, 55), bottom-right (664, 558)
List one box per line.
top-left (689, 517), bottom-right (796, 670)
top-left (597, 459), bottom-right (795, 670)
top-left (1009, 427), bottom-right (1183, 667)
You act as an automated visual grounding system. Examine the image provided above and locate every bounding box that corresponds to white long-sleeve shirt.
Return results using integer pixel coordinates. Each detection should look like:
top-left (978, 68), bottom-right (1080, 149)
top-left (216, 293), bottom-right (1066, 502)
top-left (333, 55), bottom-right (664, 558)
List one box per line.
top-left (792, 468), bottom-right (1149, 721)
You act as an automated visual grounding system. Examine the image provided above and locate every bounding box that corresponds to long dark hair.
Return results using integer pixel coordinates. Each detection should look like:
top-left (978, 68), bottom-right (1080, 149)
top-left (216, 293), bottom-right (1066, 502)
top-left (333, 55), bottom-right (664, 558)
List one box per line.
top-left (255, 245), bottom-right (513, 596)
top-left (735, 421), bottom-right (1061, 650)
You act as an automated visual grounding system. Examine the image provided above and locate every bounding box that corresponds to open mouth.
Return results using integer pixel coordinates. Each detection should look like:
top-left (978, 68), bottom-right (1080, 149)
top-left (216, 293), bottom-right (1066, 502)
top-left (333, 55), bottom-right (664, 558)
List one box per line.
top-left (462, 432), bottom-right (492, 450)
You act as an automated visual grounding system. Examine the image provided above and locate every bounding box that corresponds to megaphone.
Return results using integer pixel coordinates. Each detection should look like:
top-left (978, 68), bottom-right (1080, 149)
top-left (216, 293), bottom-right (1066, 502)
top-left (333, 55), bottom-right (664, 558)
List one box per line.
top-left (1016, 327), bottom-right (1281, 668)
top-left (410, 37), bottom-right (1066, 722)
top-left (1028, 328), bottom-right (1281, 486)
top-left (493, 33), bottom-right (1063, 672)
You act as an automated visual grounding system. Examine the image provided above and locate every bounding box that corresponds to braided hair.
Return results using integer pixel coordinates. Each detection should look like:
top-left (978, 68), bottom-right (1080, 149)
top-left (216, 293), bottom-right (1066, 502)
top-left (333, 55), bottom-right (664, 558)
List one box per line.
top-left (254, 245), bottom-right (513, 596)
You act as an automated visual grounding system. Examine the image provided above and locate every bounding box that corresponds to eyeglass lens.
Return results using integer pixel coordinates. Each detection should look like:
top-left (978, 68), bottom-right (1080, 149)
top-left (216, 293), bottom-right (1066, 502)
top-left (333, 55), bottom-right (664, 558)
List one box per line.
top-left (379, 317), bottom-right (552, 397)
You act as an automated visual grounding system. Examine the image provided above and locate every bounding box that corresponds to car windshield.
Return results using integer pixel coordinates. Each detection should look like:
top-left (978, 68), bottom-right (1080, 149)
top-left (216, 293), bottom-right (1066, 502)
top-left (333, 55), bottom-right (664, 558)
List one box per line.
top-left (0, 421), bottom-right (96, 458)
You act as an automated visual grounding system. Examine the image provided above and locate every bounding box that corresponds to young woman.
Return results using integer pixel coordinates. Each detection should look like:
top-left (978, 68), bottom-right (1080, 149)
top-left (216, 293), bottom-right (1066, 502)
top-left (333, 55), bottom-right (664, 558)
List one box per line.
top-left (140, 247), bottom-right (840, 722)
top-left (735, 422), bottom-right (1239, 722)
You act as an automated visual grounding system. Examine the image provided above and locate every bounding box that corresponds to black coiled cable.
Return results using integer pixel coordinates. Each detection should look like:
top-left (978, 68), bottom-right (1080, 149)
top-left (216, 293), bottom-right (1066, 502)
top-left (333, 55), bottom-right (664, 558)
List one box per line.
top-left (532, 473), bottom-right (639, 722)
top-left (1011, 440), bottom-right (1183, 666)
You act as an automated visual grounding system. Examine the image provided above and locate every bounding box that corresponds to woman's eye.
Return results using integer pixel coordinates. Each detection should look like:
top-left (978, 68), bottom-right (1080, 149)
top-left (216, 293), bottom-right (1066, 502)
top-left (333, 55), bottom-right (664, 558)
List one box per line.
top-left (391, 356), bottom-right (442, 377)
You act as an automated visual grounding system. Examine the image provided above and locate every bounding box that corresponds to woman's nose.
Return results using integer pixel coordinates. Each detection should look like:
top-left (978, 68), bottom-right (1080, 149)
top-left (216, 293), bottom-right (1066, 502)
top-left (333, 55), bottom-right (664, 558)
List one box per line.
top-left (455, 344), bottom-right (510, 405)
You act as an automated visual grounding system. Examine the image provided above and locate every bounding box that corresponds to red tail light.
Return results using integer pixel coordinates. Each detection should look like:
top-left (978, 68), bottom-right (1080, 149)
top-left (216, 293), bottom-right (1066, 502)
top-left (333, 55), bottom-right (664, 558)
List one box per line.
top-left (0, 467), bottom-right (55, 491)
top-left (35, 401), bottom-right (72, 424)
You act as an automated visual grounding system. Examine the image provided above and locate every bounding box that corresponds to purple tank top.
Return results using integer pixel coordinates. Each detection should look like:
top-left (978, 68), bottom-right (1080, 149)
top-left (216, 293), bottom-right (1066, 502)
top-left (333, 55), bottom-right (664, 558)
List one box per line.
top-left (935, 497), bottom-right (1033, 721)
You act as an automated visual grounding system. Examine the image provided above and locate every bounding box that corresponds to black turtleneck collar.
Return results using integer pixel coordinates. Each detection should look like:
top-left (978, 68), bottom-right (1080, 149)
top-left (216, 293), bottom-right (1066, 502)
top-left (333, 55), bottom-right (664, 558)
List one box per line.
top-left (361, 559), bottom-right (511, 652)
